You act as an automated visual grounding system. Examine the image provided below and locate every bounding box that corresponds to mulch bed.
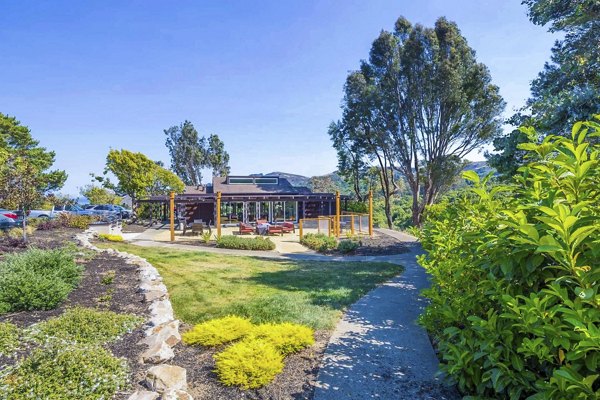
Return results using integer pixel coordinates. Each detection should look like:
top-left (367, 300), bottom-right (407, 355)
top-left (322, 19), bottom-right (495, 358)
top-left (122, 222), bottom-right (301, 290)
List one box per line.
top-left (0, 228), bottom-right (148, 400)
top-left (351, 233), bottom-right (411, 256)
top-left (175, 328), bottom-right (330, 400)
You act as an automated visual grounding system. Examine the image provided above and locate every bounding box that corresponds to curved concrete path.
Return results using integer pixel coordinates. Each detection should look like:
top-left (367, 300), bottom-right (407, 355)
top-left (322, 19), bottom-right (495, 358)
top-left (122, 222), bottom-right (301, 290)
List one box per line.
top-left (313, 228), bottom-right (457, 399)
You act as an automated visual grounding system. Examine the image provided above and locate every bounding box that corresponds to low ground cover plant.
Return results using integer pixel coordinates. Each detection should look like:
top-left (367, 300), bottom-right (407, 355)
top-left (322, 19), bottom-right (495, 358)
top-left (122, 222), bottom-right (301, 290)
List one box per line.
top-left (0, 343), bottom-right (129, 400)
top-left (0, 322), bottom-right (20, 357)
top-left (214, 338), bottom-right (284, 389)
top-left (98, 233), bottom-right (124, 242)
top-left (0, 248), bottom-right (82, 314)
top-left (27, 307), bottom-right (142, 345)
top-left (35, 214), bottom-right (97, 230)
top-left (216, 235), bottom-right (275, 251)
top-left (419, 120), bottom-right (600, 399)
top-left (300, 233), bottom-right (337, 252)
top-left (183, 316), bottom-right (254, 346)
top-left (184, 316), bottom-right (315, 389)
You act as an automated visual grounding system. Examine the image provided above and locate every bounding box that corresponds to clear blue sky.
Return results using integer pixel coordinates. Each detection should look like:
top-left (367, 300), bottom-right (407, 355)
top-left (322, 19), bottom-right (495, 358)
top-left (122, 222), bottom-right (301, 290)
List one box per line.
top-left (0, 1), bottom-right (557, 195)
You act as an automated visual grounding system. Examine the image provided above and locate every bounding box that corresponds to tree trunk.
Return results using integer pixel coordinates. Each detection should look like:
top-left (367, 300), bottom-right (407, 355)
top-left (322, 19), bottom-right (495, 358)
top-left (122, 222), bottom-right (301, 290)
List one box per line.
top-left (21, 207), bottom-right (27, 242)
top-left (384, 194), bottom-right (393, 228)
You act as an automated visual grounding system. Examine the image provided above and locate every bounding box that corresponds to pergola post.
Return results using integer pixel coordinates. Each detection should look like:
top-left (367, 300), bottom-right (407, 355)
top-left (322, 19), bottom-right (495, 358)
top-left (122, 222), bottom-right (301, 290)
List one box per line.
top-left (216, 191), bottom-right (222, 239)
top-left (335, 191), bottom-right (340, 238)
top-left (368, 190), bottom-right (373, 237)
top-left (169, 192), bottom-right (175, 242)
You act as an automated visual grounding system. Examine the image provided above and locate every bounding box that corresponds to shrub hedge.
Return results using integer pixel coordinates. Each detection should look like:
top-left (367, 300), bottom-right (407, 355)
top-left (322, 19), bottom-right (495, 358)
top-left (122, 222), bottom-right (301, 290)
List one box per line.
top-left (337, 239), bottom-right (359, 254)
top-left (0, 248), bottom-right (82, 313)
top-left (419, 120), bottom-right (600, 399)
top-left (216, 236), bottom-right (275, 251)
top-left (182, 316), bottom-right (254, 346)
top-left (300, 233), bottom-right (337, 252)
top-left (248, 322), bottom-right (315, 355)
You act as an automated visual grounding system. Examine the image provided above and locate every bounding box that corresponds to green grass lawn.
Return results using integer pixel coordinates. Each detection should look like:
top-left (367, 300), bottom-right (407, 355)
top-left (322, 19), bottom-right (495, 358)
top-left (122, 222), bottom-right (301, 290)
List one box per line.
top-left (97, 243), bottom-right (403, 329)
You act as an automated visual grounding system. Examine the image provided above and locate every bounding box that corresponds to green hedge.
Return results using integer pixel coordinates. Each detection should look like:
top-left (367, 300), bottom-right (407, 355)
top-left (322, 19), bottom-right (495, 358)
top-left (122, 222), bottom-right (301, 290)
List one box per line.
top-left (0, 248), bottom-right (82, 313)
top-left (300, 233), bottom-right (337, 252)
top-left (419, 120), bottom-right (600, 399)
top-left (216, 236), bottom-right (276, 251)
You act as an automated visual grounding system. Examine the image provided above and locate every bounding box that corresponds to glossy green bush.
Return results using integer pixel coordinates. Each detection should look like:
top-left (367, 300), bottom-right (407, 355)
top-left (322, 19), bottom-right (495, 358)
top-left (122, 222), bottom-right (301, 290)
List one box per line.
top-left (216, 236), bottom-right (276, 251)
top-left (0, 344), bottom-right (129, 399)
top-left (337, 239), bottom-right (359, 254)
top-left (0, 248), bottom-right (82, 313)
top-left (300, 233), bottom-right (337, 252)
top-left (419, 119), bottom-right (600, 399)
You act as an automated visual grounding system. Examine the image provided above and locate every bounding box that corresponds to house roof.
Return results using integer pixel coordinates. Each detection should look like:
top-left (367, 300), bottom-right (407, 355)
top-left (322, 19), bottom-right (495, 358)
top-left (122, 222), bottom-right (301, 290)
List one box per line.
top-left (210, 176), bottom-right (312, 195)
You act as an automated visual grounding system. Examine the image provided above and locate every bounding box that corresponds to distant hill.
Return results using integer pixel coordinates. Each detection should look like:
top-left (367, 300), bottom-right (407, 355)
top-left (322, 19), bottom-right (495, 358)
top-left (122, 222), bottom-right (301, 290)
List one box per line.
top-left (251, 171), bottom-right (311, 187)
top-left (463, 161), bottom-right (495, 177)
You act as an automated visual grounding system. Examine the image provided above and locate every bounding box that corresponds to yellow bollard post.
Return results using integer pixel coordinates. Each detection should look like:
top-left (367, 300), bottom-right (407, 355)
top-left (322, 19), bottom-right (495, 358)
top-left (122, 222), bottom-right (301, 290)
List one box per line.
top-left (368, 190), bottom-right (373, 237)
top-left (335, 191), bottom-right (341, 238)
top-left (169, 192), bottom-right (175, 242)
top-left (299, 219), bottom-right (303, 239)
top-left (216, 191), bottom-right (222, 239)
top-left (351, 215), bottom-right (355, 236)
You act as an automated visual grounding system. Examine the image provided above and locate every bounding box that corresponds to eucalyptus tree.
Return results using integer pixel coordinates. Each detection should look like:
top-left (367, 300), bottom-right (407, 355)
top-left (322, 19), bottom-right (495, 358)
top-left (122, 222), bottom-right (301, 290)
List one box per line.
top-left (164, 121), bottom-right (230, 184)
top-left (331, 16), bottom-right (505, 226)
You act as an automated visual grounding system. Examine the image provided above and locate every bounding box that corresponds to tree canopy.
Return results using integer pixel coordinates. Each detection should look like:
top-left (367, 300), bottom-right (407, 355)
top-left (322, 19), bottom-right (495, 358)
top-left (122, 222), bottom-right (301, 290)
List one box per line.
top-left (94, 149), bottom-right (184, 208)
top-left (0, 113), bottom-right (67, 211)
top-left (488, 0), bottom-right (600, 178)
top-left (164, 121), bottom-right (230, 185)
top-left (79, 184), bottom-right (122, 205)
top-left (331, 16), bottom-right (505, 226)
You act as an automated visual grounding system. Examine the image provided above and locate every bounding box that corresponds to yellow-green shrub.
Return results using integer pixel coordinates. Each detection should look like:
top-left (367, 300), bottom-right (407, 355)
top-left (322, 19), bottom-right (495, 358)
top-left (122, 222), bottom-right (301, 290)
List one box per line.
top-left (182, 316), bottom-right (253, 346)
top-left (0, 322), bottom-right (20, 357)
top-left (98, 233), bottom-right (123, 242)
top-left (213, 338), bottom-right (284, 389)
top-left (248, 323), bottom-right (314, 355)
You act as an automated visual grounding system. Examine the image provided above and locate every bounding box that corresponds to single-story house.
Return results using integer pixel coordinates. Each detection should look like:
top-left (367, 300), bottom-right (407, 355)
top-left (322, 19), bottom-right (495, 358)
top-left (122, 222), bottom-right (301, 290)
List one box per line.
top-left (139, 175), bottom-right (346, 226)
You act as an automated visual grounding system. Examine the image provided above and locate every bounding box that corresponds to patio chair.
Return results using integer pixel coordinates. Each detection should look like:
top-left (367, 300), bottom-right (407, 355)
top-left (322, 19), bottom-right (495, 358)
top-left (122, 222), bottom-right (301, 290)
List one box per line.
top-left (281, 222), bottom-right (295, 233)
top-left (239, 223), bottom-right (254, 235)
top-left (267, 225), bottom-right (283, 236)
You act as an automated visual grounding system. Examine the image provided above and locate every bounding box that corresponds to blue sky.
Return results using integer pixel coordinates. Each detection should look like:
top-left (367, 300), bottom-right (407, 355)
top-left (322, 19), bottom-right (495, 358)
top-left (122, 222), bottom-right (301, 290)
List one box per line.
top-left (0, 1), bottom-right (557, 195)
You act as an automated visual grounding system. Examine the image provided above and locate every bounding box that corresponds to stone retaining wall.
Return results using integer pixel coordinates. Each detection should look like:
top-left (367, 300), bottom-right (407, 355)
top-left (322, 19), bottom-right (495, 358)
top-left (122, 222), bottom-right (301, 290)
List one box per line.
top-left (76, 231), bottom-right (193, 400)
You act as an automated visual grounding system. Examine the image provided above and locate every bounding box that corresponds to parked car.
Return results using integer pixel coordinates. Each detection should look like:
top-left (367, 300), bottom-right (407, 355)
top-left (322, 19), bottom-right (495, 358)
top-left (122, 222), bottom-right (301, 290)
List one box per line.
top-left (114, 205), bottom-right (133, 219)
top-left (85, 204), bottom-right (121, 219)
top-left (0, 214), bottom-right (17, 230)
top-left (28, 204), bottom-right (96, 219)
top-left (0, 209), bottom-right (24, 223)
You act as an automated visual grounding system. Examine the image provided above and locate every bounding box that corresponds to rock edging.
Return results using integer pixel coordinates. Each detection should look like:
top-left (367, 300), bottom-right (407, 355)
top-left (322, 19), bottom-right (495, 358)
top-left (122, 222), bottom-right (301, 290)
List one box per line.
top-left (76, 231), bottom-right (192, 400)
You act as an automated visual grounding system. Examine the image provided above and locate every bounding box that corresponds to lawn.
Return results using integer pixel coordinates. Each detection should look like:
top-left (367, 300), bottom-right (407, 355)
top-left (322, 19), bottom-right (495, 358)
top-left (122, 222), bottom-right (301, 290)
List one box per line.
top-left (97, 243), bottom-right (403, 329)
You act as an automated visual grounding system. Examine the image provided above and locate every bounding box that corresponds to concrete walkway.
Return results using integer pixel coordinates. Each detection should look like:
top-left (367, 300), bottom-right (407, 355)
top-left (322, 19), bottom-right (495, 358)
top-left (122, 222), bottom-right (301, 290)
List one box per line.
top-left (313, 228), bottom-right (457, 399)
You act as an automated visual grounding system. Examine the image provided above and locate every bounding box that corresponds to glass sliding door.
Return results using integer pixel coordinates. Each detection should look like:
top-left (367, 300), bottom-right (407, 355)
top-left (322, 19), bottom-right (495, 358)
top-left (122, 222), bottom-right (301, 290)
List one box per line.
top-left (221, 202), bottom-right (243, 223)
top-left (273, 202), bottom-right (284, 222)
top-left (284, 201), bottom-right (297, 222)
top-left (258, 202), bottom-right (270, 221)
top-left (245, 202), bottom-right (257, 223)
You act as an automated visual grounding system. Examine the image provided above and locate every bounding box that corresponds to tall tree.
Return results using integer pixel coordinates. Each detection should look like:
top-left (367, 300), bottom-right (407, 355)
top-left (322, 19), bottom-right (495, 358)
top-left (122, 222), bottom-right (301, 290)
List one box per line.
top-left (164, 121), bottom-right (206, 186)
top-left (94, 149), bottom-right (184, 213)
top-left (488, 1), bottom-right (600, 178)
top-left (331, 17), bottom-right (505, 226)
top-left (0, 113), bottom-right (67, 240)
top-left (207, 134), bottom-right (230, 177)
top-left (164, 121), bottom-right (230, 184)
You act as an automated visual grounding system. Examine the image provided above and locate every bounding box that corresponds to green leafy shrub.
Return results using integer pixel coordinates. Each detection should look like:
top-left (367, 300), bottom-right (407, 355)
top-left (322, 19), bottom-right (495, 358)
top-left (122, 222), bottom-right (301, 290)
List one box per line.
top-left (1, 226), bottom-right (34, 239)
top-left (201, 231), bottom-right (212, 244)
top-left (300, 233), bottom-right (337, 252)
top-left (419, 120), bottom-right (600, 399)
top-left (0, 248), bottom-right (82, 313)
top-left (248, 323), bottom-right (315, 355)
top-left (27, 307), bottom-right (142, 345)
top-left (0, 322), bottom-right (19, 357)
top-left (34, 214), bottom-right (97, 231)
top-left (182, 316), bottom-right (254, 346)
top-left (98, 233), bottom-right (124, 242)
top-left (0, 344), bottom-right (129, 399)
top-left (214, 338), bottom-right (284, 389)
top-left (216, 236), bottom-right (275, 251)
top-left (337, 239), bottom-right (359, 254)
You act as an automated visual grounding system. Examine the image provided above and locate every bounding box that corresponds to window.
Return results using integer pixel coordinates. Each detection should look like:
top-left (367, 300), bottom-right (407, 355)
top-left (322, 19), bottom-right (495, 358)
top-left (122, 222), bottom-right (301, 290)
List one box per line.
top-left (254, 177), bottom-right (278, 185)
top-left (228, 177), bottom-right (254, 184)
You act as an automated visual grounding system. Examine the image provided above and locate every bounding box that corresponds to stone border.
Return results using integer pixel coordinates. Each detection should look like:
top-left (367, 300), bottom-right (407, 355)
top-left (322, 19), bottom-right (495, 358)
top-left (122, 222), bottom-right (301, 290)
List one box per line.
top-left (75, 231), bottom-right (193, 400)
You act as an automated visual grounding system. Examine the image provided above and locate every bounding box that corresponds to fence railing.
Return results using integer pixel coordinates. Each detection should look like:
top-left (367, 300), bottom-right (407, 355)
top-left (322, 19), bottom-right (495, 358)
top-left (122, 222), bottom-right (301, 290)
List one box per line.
top-left (299, 213), bottom-right (370, 238)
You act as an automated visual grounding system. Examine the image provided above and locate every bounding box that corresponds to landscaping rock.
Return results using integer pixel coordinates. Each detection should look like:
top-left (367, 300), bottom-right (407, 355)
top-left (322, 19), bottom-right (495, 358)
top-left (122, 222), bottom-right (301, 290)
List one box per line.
top-left (144, 290), bottom-right (168, 302)
top-left (161, 389), bottom-right (194, 400)
top-left (149, 299), bottom-right (174, 326)
top-left (128, 390), bottom-right (160, 400)
top-left (141, 340), bottom-right (175, 364)
top-left (145, 365), bottom-right (187, 393)
top-left (143, 320), bottom-right (181, 346)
